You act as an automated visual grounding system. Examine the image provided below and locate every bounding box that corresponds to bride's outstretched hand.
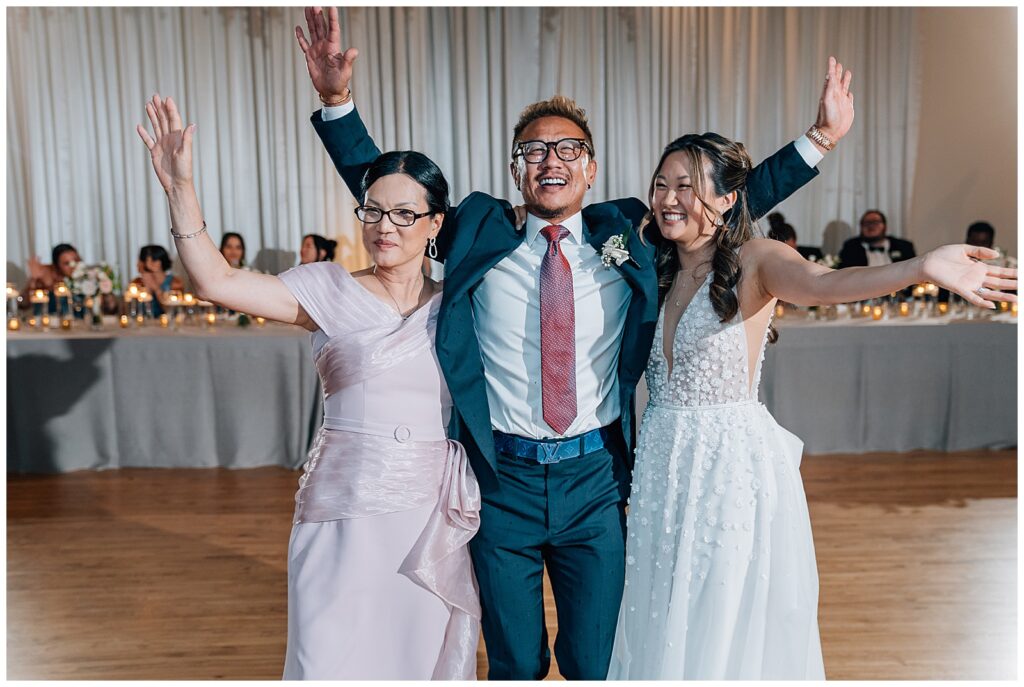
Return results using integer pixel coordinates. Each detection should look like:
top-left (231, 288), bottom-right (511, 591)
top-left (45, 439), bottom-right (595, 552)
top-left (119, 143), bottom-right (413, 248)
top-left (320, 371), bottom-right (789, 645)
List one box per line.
top-left (919, 245), bottom-right (1017, 308)
top-left (136, 94), bottom-right (194, 193)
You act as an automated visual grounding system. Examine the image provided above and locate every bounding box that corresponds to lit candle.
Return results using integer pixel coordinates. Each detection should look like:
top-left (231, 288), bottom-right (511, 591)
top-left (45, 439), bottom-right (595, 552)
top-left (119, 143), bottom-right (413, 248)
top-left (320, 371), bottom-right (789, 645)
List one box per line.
top-left (774, 303), bottom-right (785, 318)
top-left (898, 302), bottom-right (910, 317)
top-left (1011, 303), bottom-right (1018, 316)
top-left (27, 317), bottom-right (37, 328)
top-left (136, 314), bottom-right (144, 326)
top-left (119, 315), bottom-right (129, 328)
top-left (861, 303), bottom-right (872, 317)
top-left (6, 283), bottom-right (17, 299)
top-left (871, 305), bottom-right (884, 321)
top-left (127, 283), bottom-right (140, 299)
top-left (31, 289), bottom-right (47, 303)
top-left (205, 312), bottom-right (216, 326)
top-left (183, 293), bottom-right (195, 306)
top-left (159, 314), bottom-right (169, 328)
top-left (255, 316), bottom-right (266, 327)
top-left (60, 318), bottom-right (72, 330)
top-left (6, 283), bottom-right (20, 318)
top-left (41, 315), bottom-right (51, 328)
top-left (8, 317), bottom-right (20, 331)
top-left (999, 300), bottom-right (1009, 312)
top-left (937, 302), bottom-right (948, 315)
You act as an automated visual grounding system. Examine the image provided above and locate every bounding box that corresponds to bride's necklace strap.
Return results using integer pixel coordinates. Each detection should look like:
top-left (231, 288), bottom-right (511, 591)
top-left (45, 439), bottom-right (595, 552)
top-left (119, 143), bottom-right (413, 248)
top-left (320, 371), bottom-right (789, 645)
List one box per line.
top-left (371, 264), bottom-right (424, 320)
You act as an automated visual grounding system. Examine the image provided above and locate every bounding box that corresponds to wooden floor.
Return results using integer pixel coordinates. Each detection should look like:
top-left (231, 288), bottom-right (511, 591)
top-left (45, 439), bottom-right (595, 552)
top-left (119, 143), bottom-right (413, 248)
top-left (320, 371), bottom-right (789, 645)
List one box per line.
top-left (6, 450), bottom-right (1017, 680)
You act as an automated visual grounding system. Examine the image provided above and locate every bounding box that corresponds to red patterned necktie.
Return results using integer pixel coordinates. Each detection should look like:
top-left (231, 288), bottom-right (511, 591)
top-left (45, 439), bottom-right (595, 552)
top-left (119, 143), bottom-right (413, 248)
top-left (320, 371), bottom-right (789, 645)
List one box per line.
top-left (539, 225), bottom-right (577, 435)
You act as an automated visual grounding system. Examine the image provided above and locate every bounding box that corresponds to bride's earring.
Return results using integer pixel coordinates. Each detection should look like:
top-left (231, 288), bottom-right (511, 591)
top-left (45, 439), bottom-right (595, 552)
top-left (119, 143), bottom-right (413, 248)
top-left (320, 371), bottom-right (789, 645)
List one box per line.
top-left (428, 237), bottom-right (438, 259)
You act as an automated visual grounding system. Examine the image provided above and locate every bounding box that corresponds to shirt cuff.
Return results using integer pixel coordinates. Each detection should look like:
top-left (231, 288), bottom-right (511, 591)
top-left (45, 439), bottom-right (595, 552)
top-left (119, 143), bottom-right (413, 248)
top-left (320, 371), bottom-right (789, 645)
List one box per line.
top-left (320, 99), bottom-right (355, 121)
top-left (793, 134), bottom-right (825, 168)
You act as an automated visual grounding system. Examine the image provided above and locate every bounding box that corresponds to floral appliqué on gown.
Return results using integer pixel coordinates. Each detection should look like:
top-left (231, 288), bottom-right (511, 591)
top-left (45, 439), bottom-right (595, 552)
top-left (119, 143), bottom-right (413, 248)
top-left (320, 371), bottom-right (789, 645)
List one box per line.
top-left (608, 273), bottom-right (825, 680)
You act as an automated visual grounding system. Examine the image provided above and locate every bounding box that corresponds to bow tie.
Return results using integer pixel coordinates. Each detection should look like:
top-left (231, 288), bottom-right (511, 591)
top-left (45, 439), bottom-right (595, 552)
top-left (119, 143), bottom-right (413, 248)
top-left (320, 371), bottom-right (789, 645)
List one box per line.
top-left (868, 245), bottom-right (887, 253)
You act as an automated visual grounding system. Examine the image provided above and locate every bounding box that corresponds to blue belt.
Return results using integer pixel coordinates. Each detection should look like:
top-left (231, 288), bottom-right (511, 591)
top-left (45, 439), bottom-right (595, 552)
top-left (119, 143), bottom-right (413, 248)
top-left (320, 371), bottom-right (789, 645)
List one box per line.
top-left (493, 425), bottom-right (616, 465)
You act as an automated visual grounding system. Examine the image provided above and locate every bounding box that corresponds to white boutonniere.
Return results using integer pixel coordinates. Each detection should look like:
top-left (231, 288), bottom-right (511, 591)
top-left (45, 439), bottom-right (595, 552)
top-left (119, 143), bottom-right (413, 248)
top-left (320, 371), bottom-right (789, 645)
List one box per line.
top-left (601, 229), bottom-right (635, 268)
top-left (891, 250), bottom-right (902, 259)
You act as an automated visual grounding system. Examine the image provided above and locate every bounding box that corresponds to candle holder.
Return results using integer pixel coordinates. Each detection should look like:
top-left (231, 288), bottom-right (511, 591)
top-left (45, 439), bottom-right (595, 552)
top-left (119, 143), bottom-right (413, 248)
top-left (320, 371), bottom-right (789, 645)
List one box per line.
top-left (871, 305), bottom-right (884, 321)
top-left (937, 302), bottom-right (949, 316)
top-left (255, 316), bottom-right (266, 327)
top-left (183, 293), bottom-right (196, 326)
top-left (159, 314), bottom-right (170, 328)
top-left (8, 315), bottom-right (21, 331)
top-left (60, 317), bottom-right (72, 331)
top-left (119, 315), bottom-right (129, 328)
top-left (30, 289), bottom-right (49, 318)
top-left (7, 283), bottom-right (20, 319)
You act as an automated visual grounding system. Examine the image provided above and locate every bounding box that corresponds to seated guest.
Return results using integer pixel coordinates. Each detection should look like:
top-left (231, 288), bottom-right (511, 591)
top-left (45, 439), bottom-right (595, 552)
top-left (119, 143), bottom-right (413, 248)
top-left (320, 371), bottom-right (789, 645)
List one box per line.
top-left (220, 232), bottom-right (247, 268)
top-left (838, 209), bottom-right (916, 268)
top-left (131, 245), bottom-right (184, 316)
top-left (299, 233), bottom-right (337, 264)
top-left (24, 243), bottom-right (80, 290)
top-left (965, 221), bottom-right (995, 249)
top-left (22, 243), bottom-right (81, 312)
top-left (767, 212), bottom-right (823, 261)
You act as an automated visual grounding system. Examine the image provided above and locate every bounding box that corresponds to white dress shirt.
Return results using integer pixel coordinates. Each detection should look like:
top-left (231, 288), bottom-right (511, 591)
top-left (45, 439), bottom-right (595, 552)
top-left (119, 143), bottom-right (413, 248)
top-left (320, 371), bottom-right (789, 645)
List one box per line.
top-left (472, 212), bottom-right (631, 439)
top-left (863, 238), bottom-right (893, 267)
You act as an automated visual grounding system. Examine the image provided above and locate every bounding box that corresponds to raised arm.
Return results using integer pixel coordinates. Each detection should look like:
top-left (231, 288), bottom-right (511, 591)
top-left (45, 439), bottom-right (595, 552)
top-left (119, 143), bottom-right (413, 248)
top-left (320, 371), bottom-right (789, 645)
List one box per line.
top-left (748, 238), bottom-right (1017, 309)
top-left (136, 94), bottom-right (314, 329)
top-left (743, 57), bottom-right (855, 221)
top-left (295, 7), bottom-right (376, 198)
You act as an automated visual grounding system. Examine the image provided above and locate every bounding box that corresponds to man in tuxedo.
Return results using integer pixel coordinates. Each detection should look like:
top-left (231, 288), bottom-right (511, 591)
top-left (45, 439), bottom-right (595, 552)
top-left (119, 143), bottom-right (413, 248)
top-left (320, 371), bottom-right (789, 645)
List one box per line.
top-left (838, 209), bottom-right (916, 268)
top-left (295, 7), bottom-right (853, 679)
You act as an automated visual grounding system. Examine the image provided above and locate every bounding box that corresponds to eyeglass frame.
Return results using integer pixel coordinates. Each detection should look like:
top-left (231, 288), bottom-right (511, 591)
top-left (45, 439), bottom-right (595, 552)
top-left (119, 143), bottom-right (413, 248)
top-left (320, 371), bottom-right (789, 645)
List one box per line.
top-left (353, 205), bottom-right (436, 228)
top-left (511, 137), bottom-right (594, 164)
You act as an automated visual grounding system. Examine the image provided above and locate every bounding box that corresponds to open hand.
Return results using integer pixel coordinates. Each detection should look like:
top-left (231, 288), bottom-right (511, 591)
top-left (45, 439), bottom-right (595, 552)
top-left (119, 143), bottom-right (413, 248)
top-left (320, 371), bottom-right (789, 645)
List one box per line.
top-left (920, 245), bottom-right (1017, 309)
top-left (295, 7), bottom-right (358, 102)
top-left (136, 94), bottom-right (195, 193)
top-left (814, 56), bottom-right (854, 143)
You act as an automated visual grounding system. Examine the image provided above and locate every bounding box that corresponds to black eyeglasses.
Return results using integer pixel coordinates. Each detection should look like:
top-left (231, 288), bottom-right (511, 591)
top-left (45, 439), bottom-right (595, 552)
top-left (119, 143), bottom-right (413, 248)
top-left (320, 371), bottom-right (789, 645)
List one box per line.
top-left (354, 205), bottom-right (434, 227)
top-left (512, 138), bottom-right (593, 164)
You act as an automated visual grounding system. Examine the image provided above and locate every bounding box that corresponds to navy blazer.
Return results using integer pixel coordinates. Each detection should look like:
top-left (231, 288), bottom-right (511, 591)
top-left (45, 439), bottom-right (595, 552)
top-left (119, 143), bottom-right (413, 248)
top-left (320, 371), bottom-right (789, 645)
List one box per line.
top-left (312, 108), bottom-right (818, 493)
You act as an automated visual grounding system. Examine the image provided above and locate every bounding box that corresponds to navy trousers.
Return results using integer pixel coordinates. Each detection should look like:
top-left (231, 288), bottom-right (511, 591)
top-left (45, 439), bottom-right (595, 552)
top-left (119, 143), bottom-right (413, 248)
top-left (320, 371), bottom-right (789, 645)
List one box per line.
top-left (469, 434), bottom-right (630, 679)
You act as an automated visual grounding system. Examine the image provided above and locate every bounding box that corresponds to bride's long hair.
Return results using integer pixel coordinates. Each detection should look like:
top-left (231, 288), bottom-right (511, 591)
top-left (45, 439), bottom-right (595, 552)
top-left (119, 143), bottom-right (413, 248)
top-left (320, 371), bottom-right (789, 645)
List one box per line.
top-left (640, 132), bottom-right (777, 343)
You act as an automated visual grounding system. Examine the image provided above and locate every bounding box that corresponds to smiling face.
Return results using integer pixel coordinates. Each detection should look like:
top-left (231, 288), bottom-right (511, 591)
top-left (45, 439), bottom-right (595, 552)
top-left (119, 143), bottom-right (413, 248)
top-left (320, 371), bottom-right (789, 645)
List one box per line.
top-left (651, 151), bottom-right (734, 249)
top-left (360, 173), bottom-right (443, 270)
top-left (510, 116), bottom-right (596, 223)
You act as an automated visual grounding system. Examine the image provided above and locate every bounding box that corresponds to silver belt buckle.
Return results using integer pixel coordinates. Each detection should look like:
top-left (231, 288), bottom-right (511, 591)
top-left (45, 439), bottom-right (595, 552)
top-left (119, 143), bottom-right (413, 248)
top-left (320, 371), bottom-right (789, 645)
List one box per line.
top-left (535, 438), bottom-right (574, 464)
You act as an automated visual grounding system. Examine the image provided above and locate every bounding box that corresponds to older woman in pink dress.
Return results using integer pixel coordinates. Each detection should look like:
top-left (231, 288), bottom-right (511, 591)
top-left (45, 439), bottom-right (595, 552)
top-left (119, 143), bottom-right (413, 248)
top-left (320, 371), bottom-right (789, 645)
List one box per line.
top-left (137, 94), bottom-right (480, 679)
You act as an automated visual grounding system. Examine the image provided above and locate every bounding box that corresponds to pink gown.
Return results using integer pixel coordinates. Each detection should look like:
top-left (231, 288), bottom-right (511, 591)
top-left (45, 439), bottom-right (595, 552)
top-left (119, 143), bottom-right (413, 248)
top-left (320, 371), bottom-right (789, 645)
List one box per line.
top-left (277, 262), bottom-right (481, 680)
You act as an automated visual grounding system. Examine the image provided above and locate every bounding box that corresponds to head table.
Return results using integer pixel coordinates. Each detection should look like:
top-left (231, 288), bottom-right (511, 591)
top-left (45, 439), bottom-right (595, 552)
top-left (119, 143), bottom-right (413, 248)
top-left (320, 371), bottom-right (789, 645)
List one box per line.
top-left (7, 311), bottom-right (1018, 473)
top-left (7, 318), bottom-right (321, 473)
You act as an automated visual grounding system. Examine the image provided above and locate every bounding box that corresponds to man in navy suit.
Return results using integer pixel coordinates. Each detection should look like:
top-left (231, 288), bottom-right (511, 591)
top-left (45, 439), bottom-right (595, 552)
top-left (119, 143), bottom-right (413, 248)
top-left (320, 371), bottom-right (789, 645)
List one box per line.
top-left (295, 7), bottom-right (852, 679)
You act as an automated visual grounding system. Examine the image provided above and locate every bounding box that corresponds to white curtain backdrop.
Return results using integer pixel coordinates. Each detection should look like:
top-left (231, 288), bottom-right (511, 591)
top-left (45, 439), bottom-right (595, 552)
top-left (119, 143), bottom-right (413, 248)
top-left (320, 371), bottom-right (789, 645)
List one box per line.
top-left (6, 6), bottom-right (920, 284)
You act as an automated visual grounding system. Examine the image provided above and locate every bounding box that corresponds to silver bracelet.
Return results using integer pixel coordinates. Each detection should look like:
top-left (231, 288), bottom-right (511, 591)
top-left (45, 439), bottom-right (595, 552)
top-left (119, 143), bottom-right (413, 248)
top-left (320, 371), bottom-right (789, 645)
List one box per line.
top-left (171, 221), bottom-right (207, 240)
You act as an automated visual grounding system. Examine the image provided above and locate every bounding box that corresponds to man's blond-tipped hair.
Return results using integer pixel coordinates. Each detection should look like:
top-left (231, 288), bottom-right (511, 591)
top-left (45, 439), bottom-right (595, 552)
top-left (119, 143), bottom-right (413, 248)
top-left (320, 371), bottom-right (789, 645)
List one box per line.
top-left (511, 95), bottom-right (595, 159)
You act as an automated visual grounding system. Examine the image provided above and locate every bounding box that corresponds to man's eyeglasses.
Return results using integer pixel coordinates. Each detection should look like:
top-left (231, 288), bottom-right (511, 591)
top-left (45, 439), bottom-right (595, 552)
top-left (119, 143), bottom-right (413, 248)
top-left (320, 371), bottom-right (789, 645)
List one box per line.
top-left (354, 206), bottom-right (433, 227)
top-left (512, 138), bottom-right (593, 164)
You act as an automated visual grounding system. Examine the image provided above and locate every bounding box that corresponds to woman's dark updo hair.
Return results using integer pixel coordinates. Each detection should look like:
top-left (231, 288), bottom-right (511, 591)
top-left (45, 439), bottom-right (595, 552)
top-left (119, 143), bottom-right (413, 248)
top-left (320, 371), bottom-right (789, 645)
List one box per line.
top-left (303, 234), bottom-right (338, 262)
top-left (360, 150), bottom-right (450, 217)
top-left (220, 232), bottom-right (246, 266)
top-left (642, 132), bottom-right (777, 342)
top-left (766, 212), bottom-right (796, 244)
top-left (51, 243), bottom-right (78, 266)
top-left (139, 244), bottom-right (172, 272)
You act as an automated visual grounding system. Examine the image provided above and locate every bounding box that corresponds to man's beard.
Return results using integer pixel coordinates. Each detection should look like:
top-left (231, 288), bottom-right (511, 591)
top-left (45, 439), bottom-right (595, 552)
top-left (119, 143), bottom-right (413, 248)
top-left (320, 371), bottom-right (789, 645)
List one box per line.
top-left (529, 203), bottom-right (568, 220)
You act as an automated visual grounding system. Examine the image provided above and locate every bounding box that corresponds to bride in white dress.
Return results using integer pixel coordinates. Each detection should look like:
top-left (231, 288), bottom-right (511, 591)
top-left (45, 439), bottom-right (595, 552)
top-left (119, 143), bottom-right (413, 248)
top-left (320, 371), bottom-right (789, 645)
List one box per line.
top-left (608, 127), bottom-right (1017, 678)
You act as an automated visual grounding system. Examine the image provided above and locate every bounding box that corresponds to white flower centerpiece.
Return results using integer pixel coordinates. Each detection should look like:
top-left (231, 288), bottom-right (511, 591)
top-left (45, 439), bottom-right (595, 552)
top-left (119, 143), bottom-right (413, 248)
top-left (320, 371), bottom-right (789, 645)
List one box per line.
top-left (66, 261), bottom-right (121, 325)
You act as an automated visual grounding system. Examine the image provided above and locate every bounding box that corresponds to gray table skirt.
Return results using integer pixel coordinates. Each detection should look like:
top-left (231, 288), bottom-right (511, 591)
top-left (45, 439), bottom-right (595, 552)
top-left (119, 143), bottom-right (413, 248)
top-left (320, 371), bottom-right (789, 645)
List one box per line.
top-left (8, 325), bottom-right (321, 473)
top-left (8, 318), bottom-right (1016, 473)
top-left (757, 319), bottom-right (1017, 454)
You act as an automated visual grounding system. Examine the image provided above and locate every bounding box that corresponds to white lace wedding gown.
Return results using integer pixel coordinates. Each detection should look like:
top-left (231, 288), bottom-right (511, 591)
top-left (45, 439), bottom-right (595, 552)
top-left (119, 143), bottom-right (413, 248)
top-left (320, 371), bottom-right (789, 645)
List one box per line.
top-left (608, 274), bottom-right (825, 679)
